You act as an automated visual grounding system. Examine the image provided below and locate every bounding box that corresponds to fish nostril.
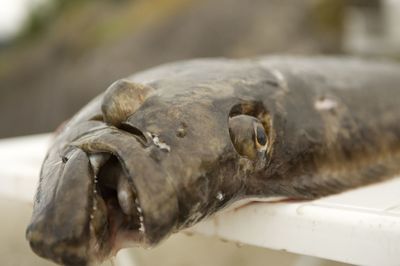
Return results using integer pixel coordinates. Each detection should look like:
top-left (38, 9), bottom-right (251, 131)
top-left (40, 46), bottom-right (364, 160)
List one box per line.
top-left (119, 123), bottom-right (149, 145)
top-left (101, 79), bottom-right (155, 127)
top-left (89, 114), bottom-right (104, 122)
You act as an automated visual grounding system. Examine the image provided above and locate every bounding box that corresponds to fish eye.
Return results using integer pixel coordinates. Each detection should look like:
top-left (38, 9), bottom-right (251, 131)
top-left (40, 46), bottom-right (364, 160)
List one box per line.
top-left (229, 115), bottom-right (268, 160)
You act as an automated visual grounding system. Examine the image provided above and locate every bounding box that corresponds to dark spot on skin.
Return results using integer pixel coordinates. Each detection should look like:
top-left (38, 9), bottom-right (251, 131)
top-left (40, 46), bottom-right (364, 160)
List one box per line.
top-left (176, 128), bottom-right (186, 138)
top-left (265, 80), bottom-right (279, 87)
top-left (62, 156), bottom-right (68, 163)
top-left (176, 122), bottom-right (188, 138)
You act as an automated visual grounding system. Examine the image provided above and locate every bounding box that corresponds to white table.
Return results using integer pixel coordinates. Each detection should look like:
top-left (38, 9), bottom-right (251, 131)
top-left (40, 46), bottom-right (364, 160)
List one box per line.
top-left (1, 134), bottom-right (399, 266)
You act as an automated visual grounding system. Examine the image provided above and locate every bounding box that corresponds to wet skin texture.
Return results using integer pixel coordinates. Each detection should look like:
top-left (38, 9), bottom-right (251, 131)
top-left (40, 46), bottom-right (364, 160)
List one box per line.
top-left (26, 56), bottom-right (400, 265)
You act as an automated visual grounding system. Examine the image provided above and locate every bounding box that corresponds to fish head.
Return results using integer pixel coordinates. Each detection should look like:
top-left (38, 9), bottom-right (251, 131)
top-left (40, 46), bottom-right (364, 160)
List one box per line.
top-left (26, 74), bottom-right (274, 264)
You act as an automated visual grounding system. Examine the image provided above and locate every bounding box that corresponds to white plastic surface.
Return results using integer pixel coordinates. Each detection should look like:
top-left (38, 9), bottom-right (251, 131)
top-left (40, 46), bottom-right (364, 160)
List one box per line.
top-left (1, 134), bottom-right (399, 265)
top-left (191, 180), bottom-right (400, 265)
top-left (0, 134), bottom-right (50, 202)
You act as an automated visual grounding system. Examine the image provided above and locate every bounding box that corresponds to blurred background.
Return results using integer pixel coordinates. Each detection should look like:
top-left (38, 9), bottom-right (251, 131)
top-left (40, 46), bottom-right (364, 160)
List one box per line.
top-left (1, 0), bottom-right (400, 265)
top-left (1, 0), bottom-right (400, 138)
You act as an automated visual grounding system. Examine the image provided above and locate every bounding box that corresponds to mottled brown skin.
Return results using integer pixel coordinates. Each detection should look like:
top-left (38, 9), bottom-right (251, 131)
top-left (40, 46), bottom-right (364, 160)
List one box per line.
top-left (26, 56), bottom-right (400, 265)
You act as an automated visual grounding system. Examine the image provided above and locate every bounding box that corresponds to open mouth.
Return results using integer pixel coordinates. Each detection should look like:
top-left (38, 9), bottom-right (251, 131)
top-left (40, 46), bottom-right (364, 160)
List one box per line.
top-left (35, 125), bottom-right (181, 263)
top-left (87, 152), bottom-right (146, 258)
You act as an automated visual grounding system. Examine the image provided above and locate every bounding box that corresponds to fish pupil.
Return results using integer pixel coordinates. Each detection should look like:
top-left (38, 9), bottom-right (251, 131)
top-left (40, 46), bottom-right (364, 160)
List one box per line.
top-left (256, 125), bottom-right (267, 145)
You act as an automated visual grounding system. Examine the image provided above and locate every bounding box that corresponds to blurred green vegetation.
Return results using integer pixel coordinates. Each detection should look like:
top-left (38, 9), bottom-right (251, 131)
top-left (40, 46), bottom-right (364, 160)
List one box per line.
top-left (312, 0), bottom-right (345, 35)
top-left (18, 0), bottom-right (86, 42)
top-left (18, 0), bottom-right (126, 42)
top-left (0, 0), bottom-right (193, 74)
top-left (15, 0), bottom-right (118, 43)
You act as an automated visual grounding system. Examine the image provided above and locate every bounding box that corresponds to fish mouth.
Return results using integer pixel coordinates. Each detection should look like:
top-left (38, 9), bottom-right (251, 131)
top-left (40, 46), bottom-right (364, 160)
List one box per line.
top-left (73, 126), bottom-right (181, 258)
top-left (86, 152), bottom-right (146, 258)
top-left (27, 126), bottom-right (180, 265)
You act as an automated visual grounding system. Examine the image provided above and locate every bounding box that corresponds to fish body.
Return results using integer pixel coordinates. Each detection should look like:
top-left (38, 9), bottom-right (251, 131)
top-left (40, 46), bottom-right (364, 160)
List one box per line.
top-left (26, 56), bottom-right (400, 265)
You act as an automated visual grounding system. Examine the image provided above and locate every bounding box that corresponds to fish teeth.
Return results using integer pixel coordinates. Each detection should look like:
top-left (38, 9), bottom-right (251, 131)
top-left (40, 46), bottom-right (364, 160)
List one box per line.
top-left (90, 175), bottom-right (98, 221)
top-left (89, 153), bottom-right (110, 175)
top-left (88, 153), bottom-right (109, 223)
top-left (139, 222), bottom-right (145, 233)
top-left (135, 198), bottom-right (143, 214)
top-left (133, 196), bottom-right (145, 233)
top-left (216, 191), bottom-right (224, 201)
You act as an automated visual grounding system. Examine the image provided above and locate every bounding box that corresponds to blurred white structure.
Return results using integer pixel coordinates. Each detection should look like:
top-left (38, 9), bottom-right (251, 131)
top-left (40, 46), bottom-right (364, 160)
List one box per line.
top-left (344, 0), bottom-right (400, 55)
top-left (0, 0), bottom-right (50, 41)
top-left (384, 0), bottom-right (400, 49)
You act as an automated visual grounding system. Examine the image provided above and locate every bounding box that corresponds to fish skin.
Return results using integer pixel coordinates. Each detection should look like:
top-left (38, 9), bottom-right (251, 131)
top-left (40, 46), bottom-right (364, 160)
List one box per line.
top-left (26, 56), bottom-right (400, 265)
